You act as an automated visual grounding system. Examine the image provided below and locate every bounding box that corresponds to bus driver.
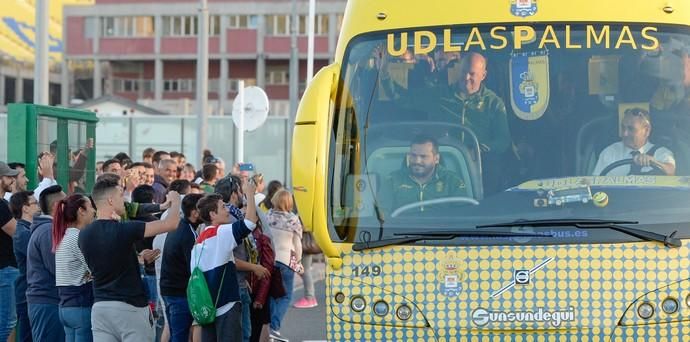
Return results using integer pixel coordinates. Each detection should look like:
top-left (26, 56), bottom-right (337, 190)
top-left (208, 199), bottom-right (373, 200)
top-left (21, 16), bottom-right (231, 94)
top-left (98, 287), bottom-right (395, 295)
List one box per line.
top-left (592, 107), bottom-right (676, 176)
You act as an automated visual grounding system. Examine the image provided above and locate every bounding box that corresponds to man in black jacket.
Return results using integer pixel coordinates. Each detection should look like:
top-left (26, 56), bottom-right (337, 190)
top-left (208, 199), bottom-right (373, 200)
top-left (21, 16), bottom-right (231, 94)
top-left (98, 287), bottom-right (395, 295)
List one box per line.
top-left (160, 193), bottom-right (203, 342)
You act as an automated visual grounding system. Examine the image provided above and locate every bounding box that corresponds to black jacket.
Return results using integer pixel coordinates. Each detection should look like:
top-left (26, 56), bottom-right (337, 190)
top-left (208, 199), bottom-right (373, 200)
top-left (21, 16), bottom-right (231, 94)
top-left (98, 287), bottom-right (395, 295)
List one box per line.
top-left (160, 218), bottom-right (197, 297)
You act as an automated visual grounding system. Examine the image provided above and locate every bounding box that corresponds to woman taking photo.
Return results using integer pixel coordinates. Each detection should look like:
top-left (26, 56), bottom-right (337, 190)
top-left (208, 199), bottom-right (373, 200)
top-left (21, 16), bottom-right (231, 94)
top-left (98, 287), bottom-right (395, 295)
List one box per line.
top-left (52, 195), bottom-right (96, 342)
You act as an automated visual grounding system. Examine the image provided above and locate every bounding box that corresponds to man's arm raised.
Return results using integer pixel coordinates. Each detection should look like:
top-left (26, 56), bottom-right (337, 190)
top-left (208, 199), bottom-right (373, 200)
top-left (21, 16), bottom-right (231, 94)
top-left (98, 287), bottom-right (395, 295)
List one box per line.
top-left (242, 181), bottom-right (258, 224)
top-left (144, 191), bottom-right (181, 237)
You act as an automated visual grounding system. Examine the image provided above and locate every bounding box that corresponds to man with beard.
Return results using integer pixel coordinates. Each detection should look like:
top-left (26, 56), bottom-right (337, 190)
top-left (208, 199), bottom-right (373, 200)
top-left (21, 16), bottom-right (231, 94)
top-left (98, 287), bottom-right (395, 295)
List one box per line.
top-left (0, 162), bottom-right (19, 342)
top-left (379, 135), bottom-right (468, 215)
top-left (2, 163), bottom-right (28, 201)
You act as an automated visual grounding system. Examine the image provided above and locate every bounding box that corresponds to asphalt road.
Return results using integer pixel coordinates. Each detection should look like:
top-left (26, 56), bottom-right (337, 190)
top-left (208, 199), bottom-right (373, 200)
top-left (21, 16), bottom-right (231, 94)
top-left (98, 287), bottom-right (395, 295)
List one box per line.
top-left (279, 261), bottom-right (327, 342)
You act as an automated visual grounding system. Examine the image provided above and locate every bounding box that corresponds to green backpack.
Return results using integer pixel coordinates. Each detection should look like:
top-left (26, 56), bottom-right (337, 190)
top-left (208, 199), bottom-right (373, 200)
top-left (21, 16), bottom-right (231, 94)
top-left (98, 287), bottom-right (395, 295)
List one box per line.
top-left (187, 240), bottom-right (226, 325)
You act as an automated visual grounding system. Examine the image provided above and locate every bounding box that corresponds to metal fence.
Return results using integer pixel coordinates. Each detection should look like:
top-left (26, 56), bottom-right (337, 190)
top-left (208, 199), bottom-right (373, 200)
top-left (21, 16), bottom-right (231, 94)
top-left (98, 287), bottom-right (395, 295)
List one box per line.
top-left (1, 113), bottom-right (291, 185)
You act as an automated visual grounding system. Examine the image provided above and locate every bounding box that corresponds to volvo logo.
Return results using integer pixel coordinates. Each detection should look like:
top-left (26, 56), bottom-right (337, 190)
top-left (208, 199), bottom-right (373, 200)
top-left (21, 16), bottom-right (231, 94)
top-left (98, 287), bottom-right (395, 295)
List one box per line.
top-left (514, 270), bottom-right (530, 284)
top-left (491, 257), bottom-right (553, 298)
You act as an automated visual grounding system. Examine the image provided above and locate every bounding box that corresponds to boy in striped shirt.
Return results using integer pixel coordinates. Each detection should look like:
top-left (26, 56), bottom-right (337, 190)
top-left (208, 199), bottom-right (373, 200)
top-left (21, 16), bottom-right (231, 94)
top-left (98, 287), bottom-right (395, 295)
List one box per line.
top-left (192, 180), bottom-right (257, 342)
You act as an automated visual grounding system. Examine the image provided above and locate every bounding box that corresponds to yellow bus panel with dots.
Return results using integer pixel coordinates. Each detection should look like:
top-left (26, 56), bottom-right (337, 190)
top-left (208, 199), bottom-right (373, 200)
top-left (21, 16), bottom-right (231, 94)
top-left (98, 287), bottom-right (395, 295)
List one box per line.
top-left (292, 0), bottom-right (690, 340)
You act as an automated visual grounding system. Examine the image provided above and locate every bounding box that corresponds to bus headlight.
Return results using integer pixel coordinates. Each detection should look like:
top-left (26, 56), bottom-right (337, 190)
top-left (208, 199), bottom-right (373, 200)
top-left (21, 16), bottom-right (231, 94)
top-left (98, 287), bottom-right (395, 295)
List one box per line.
top-left (617, 280), bottom-right (690, 326)
top-left (637, 302), bottom-right (655, 320)
top-left (350, 296), bottom-right (366, 312)
top-left (396, 304), bottom-right (413, 320)
top-left (334, 292), bottom-right (345, 304)
top-left (661, 297), bottom-right (679, 314)
top-left (373, 301), bottom-right (389, 316)
top-left (331, 275), bottom-right (428, 328)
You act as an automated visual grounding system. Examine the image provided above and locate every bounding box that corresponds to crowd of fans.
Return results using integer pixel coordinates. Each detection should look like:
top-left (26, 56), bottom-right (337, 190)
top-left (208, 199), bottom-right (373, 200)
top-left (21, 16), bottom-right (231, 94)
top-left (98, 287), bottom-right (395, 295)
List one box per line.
top-left (0, 147), bottom-right (319, 342)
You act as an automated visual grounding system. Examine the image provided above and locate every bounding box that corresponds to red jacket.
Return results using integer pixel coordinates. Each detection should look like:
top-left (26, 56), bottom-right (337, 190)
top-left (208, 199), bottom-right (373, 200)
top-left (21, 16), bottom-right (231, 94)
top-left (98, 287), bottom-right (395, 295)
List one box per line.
top-left (248, 226), bottom-right (275, 306)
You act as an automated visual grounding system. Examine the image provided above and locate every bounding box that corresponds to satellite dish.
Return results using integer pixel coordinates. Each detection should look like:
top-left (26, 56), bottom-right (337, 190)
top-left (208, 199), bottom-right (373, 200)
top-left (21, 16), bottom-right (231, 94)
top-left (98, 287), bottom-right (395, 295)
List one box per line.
top-left (232, 86), bottom-right (269, 132)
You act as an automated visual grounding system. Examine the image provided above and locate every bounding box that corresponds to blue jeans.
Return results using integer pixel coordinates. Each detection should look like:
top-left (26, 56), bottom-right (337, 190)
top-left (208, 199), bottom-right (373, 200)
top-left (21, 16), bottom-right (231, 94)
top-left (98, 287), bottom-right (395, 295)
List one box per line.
top-left (0, 266), bottom-right (19, 341)
top-left (239, 287), bottom-right (251, 342)
top-left (269, 262), bottom-right (294, 332)
top-left (59, 306), bottom-right (93, 342)
top-left (28, 303), bottom-right (64, 342)
top-left (142, 273), bottom-right (163, 341)
top-left (163, 296), bottom-right (192, 342)
top-left (16, 303), bottom-right (32, 342)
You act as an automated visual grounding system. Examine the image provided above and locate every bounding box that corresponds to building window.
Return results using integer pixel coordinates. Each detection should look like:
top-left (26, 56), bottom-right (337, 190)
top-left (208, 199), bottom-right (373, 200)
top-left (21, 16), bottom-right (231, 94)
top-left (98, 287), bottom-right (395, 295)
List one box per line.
top-left (318, 14), bottom-right (329, 35)
top-left (266, 66), bottom-right (289, 85)
top-left (123, 79), bottom-right (138, 92)
top-left (142, 80), bottom-right (154, 92)
top-left (102, 17), bottom-right (115, 36)
top-left (163, 16), bottom-right (199, 37)
top-left (266, 15), bottom-right (289, 36)
top-left (113, 79), bottom-right (123, 92)
top-left (228, 78), bottom-right (257, 92)
top-left (163, 80), bottom-right (177, 91)
top-left (210, 15), bottom-right (220, 35)
top-left (336, 14), bottom-right (344, 32)
top-left (298, 15), bottom-right (307, 36)
top-left (163, 17), bottom-right (180, 36)
top-left (101, 16), bottom-right (154, 37)
top-left (163, 79), bottom-right (197, 92)
top-left (113, 78), bottom-right (153, 92)
top-left (266, 14), bottom-right (329, 36)
top-left (179, 79), bottom-right (195, 92)
top-left (134, 17), bottom-right (155, 37)
top-left (228, 15), bottom-right (257, 29)
top-left (301, 14), bottom-right (329, 35)
top-left (184, 16), bottom-right (197, 36)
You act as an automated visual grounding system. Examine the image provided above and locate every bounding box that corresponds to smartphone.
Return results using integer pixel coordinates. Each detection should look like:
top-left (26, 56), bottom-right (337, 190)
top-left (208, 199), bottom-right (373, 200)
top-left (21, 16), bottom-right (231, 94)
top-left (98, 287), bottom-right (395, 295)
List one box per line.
top-left (239, 163), bottom-right (254, 172)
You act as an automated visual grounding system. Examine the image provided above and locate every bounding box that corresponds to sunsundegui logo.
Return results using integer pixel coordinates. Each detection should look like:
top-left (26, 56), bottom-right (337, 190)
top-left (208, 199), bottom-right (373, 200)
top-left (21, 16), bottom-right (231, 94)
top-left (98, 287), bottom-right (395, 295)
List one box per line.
top-left (471, 307), bottom-right (575, 327)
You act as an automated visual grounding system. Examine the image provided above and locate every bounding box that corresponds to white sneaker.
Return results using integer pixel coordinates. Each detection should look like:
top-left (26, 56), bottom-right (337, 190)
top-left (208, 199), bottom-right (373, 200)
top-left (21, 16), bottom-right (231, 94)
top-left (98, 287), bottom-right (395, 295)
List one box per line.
top-left (269, 330), bottom-right (289, 342)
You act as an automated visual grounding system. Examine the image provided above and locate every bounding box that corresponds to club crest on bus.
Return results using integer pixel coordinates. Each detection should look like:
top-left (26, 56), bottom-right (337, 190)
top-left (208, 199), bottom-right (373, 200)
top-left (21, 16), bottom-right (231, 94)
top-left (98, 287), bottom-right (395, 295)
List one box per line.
top-left (510, 50), bottom-right (550, 120)
top-left (438, 255), bottom-right (465, 297)
top-left (511, 0), bottom-right (537, 18)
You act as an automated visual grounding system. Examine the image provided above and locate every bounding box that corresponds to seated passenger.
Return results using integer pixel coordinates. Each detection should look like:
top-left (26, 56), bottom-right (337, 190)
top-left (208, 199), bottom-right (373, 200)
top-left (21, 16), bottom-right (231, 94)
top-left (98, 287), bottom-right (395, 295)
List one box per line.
top-left (592, 108), bottom-right (675, 176)
top-left (379, 135), bottom-right (469, 214)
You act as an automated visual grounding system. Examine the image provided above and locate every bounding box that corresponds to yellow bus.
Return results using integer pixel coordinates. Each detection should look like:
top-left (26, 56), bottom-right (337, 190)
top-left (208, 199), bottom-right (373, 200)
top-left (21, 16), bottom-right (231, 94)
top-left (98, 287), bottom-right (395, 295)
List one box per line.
top-left (292, 1), bottom-right (690, 340)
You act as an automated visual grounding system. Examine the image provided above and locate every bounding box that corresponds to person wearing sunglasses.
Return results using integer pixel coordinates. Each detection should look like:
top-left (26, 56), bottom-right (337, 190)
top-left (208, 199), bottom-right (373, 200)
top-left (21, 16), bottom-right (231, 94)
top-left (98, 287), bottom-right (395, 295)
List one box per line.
top-left (593, 107), bottom-right (676, 176)
top-left (9, 191), bottom-right (40, 342)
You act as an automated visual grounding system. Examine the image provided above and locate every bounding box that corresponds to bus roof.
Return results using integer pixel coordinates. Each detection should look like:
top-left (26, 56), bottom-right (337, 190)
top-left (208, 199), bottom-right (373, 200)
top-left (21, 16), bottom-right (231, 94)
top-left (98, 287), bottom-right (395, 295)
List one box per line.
top-left (336, 0), bottom-right (690, 61)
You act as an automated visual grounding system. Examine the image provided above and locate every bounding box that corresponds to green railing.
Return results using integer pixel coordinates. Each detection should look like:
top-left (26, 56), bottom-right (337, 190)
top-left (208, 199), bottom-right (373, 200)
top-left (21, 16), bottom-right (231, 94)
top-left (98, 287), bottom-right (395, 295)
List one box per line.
top-left (7, 104), bottom-right (98, 193)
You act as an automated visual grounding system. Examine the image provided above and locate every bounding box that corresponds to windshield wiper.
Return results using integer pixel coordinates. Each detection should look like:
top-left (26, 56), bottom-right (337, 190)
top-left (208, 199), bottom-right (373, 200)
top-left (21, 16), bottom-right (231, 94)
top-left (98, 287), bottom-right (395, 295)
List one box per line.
top-left (476, 218), bottom-right (639, 228)
top-left (352, 230), bottom-right (551, 251)
top-left (477, 218), bottom-right (681, 248)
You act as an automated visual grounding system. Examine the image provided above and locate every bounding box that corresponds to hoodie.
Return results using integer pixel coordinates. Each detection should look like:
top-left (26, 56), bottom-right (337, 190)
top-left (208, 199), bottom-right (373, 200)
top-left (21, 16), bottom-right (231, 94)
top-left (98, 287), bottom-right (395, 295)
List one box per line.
top-left (13, 219), bottom-right (32, 306)
top-left (266, 210), bottom-right (303, 267)
top-left (26, 215), bottom-right (59, 305)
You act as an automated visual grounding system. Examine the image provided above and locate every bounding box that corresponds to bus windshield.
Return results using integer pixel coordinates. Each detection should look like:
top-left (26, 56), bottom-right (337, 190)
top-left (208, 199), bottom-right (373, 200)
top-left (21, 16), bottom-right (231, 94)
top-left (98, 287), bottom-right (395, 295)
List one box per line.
top-left (329, 23), bottom-right (690, 246)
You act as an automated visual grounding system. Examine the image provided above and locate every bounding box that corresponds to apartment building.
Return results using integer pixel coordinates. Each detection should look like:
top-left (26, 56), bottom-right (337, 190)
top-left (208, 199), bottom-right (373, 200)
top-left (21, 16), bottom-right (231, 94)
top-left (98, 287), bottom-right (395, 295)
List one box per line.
top-left (63, 0), bottom-right (347, 116)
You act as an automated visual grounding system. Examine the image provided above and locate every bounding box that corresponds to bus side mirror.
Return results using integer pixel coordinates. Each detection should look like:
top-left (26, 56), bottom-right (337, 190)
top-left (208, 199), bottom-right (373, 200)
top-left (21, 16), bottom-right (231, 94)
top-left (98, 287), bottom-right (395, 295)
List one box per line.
top-left (292, 63), bottom-right (340, 261)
